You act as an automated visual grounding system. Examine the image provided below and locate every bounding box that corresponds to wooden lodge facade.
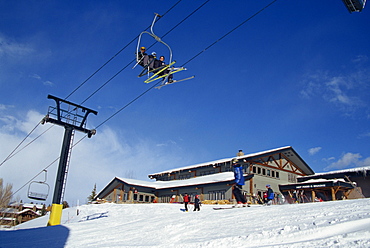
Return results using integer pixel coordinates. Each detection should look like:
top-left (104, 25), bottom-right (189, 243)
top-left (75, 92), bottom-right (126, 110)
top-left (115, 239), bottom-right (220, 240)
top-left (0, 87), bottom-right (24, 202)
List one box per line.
top-left (96, 146), bottom-right (320, 204)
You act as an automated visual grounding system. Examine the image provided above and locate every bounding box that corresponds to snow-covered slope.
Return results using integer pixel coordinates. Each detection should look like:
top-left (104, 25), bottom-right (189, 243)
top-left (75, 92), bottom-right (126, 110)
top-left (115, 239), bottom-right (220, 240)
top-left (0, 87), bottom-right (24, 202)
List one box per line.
top-left (1, 198), bottom-right (370, 247)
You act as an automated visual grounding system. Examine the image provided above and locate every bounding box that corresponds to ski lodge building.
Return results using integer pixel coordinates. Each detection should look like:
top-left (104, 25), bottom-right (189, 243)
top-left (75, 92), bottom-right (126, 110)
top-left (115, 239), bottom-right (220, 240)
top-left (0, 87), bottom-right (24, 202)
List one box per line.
top-left (95, 146), bottom-right (369, 204)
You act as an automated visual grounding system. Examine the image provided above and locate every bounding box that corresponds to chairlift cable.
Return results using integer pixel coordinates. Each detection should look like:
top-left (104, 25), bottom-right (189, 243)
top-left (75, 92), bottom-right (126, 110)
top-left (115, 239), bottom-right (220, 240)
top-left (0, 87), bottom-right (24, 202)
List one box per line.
top-left (11, 157), bottom-right (59, 198)
top-left (8, 0), bottom-right (209, 198)
top-left (65, 0), bottom-right (183, 101)
top-left (10, 132), bottom-right (87, 199)
top-left (181, 0), bottom-right (278, 67)
top-left (0, 1), bottom-right (185, 167)
top-left (79, 0), bottom-right (211, 105)
top-left (0, 125), bottom-right (55, 167)
top-left (15, 0), bottom-right (270, 198)
top-left (0, 121), bottom-right (42, 167)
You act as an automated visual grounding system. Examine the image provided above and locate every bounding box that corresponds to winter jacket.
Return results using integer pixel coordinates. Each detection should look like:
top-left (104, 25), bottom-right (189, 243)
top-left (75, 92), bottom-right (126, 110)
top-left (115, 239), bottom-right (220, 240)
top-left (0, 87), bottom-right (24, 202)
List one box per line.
top-left (267, 188), bottom-right (274, 200)
top-left (233, 164), bottom-right (245, 186)
top-left (183, 195), bottom-right (190, 203)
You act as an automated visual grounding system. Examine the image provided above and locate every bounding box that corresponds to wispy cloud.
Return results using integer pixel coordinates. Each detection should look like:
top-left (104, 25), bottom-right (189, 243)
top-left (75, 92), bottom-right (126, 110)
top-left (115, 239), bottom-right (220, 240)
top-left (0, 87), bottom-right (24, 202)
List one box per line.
top-left (0, 34), bottom-right (34, 58)
top-left (29, 74), bottom-right (54, 87)
top-left (308, 147), bottom-right (321, 155)
top-left (351, 55), bottom-right (368, 63)
top-left (0, 109), bottom-right (188, 204)
top-left (300, 57), bottom-right (370, 116)
top-left (0, 104), bottom-right (14, 111)
top-left (324, 152), bottom-right (370, 171)
top-left (358, 132), bottom-right (370, 138)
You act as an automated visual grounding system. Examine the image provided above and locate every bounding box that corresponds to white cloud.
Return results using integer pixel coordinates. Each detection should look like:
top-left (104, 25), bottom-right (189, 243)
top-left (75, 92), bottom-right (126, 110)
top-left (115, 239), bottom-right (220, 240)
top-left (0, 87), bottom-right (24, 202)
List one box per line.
top-left (0, 104), bottom-right (14, 111)
top-left (29, 74), bottom-right (54, 87)
top-left (308, 147), bottom-right (321, 155)
top-left (300, 60), bottom-right (370, 115)
top-left (30, 74), bottom-right (41, 80)
top-left (324, 152), bottom-right (370, 171)
top-left (43, 80), bottom-right (54, 86)
top-left (0, 34), bottom-right (34, 58)
top-left (351, 55), bottom-right (368, 63)
top-left (0, 109), bottom-right (188, 206)
top-left (358, 132), bottom-right (370, 139)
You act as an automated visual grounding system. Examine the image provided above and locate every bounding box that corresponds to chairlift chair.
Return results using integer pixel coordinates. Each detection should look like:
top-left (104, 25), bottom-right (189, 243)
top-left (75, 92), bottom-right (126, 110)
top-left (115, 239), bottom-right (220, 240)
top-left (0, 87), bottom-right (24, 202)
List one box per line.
top-left (27, 170), bottom-right (50, 201)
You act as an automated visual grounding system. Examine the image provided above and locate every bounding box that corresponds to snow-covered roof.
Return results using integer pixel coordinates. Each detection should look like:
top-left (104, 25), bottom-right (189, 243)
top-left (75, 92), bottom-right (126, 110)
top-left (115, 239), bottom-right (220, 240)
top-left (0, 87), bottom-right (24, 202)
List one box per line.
top-left (314, 166), bottom-right (370, 176)
top-left (97, 172), bottom-right (237, 198)
top-left (302, 178), bottom-right (346, 184)
top-left (117, 172), bottom-right (235, 189)
top-left (149, 146), bottom-right (293, 176)
top-left (23, 204), bottom-right (43, 209)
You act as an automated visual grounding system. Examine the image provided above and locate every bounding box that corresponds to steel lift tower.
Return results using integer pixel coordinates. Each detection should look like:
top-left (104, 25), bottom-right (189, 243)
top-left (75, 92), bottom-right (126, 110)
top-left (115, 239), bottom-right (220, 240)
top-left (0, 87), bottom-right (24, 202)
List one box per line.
top-left (42, 95), bottom-right (97, 226)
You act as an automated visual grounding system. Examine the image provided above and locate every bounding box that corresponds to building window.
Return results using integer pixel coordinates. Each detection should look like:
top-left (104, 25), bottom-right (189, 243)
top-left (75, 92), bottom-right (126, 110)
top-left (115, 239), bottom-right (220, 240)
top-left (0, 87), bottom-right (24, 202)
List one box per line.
top-left (208, 190), bottom-right (226, 201)
top-left (200, 170), bottom-right (215, 176)
top-left (267, 169), bottom-right (271, 177)
top-left (258, 167), bottom-right (261, 174)
top-left (262, 168), bottom-right (266, 175)
top-left (272, 171), bottom-right (275, 178)
top-left (252, 166), bottom-right (256, 174)
top-left (276, 171), bottom-right (279, 178)
top-left (288, 173), bottom-right (296, 183)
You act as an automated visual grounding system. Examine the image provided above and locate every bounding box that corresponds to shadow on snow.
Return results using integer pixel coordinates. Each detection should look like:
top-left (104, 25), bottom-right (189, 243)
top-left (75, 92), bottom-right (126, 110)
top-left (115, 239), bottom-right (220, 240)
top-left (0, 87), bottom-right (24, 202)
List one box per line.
top-left (0, 225), bottom-right (69, 248)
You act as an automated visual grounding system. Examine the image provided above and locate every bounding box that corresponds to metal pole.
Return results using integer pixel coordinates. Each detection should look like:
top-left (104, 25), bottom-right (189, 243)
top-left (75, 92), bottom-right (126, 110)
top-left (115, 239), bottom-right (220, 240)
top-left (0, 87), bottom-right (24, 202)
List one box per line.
top-left (48, 125), bottom-right (73, 226)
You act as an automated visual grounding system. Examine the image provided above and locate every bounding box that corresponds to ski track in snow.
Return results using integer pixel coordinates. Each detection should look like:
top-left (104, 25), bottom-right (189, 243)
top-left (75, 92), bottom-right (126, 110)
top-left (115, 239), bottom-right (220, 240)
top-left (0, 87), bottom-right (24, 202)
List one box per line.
top-left (0, 198), bottom-right (369, 247)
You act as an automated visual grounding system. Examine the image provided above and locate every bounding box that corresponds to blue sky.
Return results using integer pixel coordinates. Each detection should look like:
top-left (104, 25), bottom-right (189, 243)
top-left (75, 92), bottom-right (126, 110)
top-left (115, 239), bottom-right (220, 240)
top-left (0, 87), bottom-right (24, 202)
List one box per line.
top-left (1, 0), bottom-right (369, 204)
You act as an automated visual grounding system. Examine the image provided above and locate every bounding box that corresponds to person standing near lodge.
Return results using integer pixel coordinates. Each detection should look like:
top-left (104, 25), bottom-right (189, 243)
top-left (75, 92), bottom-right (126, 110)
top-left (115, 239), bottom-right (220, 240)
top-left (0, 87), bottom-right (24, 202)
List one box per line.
top-left (183, 193), bottom-right (190, 212)
top-left (193, 195), bottom-right (201, 211)
top-left (265, 185), bottom-right (274, 205)
top-left (232, 158), bottom-right (248, 207)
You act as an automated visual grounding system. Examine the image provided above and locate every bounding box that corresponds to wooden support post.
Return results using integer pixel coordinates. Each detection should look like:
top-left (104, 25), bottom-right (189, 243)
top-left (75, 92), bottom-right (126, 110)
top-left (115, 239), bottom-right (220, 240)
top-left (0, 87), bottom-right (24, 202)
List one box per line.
top-left (311, 190), bottom-right (316, 203)
top-left (331, 188), bottom-right (336, 201)
top-left (249, 178), bottom-right (254, 195)
top-left (113, 188), bottom-right (117, 203)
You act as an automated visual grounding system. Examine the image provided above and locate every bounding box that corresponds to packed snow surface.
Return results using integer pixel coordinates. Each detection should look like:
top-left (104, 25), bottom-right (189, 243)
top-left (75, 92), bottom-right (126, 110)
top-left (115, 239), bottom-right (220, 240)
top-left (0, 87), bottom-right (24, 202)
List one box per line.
top-left (1, 198), bottom-right (370, 247)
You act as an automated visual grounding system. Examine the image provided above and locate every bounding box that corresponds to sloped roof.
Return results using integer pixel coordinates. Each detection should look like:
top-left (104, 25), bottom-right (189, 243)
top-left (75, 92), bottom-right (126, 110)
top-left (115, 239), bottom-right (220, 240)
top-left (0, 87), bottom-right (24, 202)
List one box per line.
top-left (96, 172), bottom-right (238, 199)
top-left (118, 172), bottom-right (236, 189)
top-left (313, 166), bottom-right (370, 176)
top-left (148, 146), bottom-right (314, 177)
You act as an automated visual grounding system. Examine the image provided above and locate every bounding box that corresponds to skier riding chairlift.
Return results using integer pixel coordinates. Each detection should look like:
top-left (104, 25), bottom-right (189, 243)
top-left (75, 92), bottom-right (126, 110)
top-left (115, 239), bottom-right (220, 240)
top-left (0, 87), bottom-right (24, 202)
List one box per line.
top-left (134, 13), bottom-right (193, 87)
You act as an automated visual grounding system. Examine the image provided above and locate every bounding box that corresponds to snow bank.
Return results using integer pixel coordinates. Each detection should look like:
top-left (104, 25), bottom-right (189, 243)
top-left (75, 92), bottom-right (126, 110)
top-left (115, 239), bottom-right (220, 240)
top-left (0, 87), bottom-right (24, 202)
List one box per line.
top-left (1, 198), bottom-right (370, 247)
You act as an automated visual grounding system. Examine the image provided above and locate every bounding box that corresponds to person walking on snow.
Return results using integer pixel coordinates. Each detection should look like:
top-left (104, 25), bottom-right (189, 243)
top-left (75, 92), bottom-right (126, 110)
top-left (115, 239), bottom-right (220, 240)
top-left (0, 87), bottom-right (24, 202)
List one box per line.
top-left (193, 195), bottom-right (201, 211)
top-left (232, 158), bottom-right (248, 207)
top-left (183, 193), bottom-right (190, 212)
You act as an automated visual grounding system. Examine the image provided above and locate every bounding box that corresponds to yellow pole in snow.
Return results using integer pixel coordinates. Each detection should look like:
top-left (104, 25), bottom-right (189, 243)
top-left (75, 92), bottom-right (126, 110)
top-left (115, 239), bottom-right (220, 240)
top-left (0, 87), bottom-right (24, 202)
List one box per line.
top-left (48, 204), bottom-right (63, 226)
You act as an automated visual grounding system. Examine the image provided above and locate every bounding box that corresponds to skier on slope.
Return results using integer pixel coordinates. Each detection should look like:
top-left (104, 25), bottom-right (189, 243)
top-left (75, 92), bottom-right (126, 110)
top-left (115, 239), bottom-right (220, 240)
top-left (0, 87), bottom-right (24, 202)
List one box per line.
top-left (232, 158), bottom-right (248, 207)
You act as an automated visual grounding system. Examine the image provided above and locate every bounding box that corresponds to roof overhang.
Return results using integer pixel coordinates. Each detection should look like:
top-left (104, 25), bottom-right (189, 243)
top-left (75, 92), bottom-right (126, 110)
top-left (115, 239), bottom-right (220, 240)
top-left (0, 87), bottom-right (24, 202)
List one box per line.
top-left (148, 146), bottom-right (314, 179)
top-left (279, 180), bottom-right (354, 191)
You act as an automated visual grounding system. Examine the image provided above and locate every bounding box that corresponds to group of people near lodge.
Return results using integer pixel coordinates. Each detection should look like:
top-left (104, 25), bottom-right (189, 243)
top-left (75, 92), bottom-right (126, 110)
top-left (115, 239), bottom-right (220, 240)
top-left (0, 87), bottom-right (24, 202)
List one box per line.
top-left (181, 153), bottom-right (275, 211)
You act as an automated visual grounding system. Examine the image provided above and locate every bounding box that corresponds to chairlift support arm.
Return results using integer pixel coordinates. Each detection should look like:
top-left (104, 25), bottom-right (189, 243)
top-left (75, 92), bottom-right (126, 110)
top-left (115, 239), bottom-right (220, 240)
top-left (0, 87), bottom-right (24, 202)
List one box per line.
top-left (136, 13), bottom-right (173, 64)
